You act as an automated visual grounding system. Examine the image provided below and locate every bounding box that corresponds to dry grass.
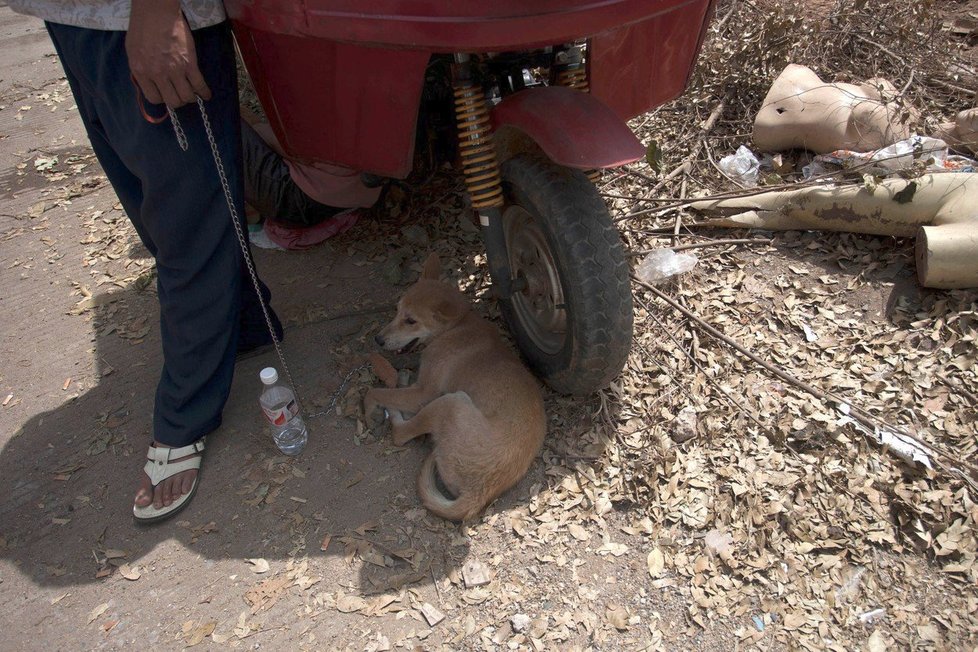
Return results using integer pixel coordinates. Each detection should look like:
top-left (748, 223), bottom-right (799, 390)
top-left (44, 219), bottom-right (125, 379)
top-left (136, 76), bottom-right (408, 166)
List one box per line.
top-left (577, 1), bottom-right (978, 648)
top-left (244, 4), bottom-right (978, 647)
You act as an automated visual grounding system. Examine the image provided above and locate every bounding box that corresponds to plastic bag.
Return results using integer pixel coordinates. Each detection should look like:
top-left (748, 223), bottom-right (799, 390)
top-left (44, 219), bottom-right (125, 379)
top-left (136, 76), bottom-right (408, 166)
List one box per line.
top-left (718, 145), bottom-right (761, 186)
top-left (635, 249), bottom-right (699, 284)
top-left (803, 135), bottom-right (978, 179)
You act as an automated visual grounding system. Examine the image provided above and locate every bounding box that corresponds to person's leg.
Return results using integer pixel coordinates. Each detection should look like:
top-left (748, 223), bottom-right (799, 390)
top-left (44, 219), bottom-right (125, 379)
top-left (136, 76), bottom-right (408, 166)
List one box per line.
top-left (44, 25), bottom-right (156, 258)
top-left (46, 21), bottom-right (278, 511)
top-left (48, 21), bottom-right (279, 358)
top-left (240, 120), bottom-right (340, 227)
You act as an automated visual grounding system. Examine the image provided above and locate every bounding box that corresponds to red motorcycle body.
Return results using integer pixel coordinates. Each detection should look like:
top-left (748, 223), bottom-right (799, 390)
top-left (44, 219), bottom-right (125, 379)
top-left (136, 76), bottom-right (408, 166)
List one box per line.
top-left (226, 0), bottom-right (716, 179)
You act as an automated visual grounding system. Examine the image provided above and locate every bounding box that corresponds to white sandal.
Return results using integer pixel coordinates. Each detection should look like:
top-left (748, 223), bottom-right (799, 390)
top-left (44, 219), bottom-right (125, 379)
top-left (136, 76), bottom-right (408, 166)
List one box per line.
top-left (132, 438), bottom-right (205, 524)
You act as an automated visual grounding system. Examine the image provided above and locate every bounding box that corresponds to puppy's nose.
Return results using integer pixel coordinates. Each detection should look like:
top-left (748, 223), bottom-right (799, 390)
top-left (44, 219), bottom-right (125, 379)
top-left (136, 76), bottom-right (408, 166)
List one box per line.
top-left (374, 334), bottom-right (385, 347)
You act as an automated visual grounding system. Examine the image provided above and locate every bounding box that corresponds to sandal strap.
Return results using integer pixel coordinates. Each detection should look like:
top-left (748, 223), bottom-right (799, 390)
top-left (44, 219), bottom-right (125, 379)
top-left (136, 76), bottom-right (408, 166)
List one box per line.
top-left (143, 438), bottom-right (205, 486)
top-left (145, 438), bottom-right (205, 462)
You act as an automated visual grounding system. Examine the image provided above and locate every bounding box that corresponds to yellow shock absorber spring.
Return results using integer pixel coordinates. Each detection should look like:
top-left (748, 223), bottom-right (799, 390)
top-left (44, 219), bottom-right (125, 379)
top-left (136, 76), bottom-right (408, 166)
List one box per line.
top-left (555, 66), bottom-right (590, 93)
top-left (453, 81), bottom-right (504, 210)
top-left (555, 64), bottom-right (600, 184)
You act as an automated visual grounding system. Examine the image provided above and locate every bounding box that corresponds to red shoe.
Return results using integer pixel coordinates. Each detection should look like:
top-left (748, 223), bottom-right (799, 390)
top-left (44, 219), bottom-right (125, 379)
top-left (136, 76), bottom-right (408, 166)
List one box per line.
top-left (263, 209), bottom-right (360, 251)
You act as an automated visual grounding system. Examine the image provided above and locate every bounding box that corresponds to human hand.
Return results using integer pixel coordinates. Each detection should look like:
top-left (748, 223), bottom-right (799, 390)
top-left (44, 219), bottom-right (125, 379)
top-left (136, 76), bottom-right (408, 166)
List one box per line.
top-left (126, 0), bottom-right (212, 108)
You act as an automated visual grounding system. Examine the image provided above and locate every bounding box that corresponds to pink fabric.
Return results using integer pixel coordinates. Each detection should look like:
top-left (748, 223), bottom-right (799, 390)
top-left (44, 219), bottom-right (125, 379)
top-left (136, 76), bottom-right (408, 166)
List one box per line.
top-left (284, 159), bottom-right (381, 208)
top-left (252, 122), bottom-right (381, 209)
top-left (264, 209), bottom-right (361, 251)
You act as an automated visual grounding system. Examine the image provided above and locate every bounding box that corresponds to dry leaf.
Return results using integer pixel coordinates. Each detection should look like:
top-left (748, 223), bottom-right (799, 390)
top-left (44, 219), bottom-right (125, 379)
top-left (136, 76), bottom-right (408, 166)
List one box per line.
top-left (647, 548), bottom-right (665, 577)
top-left (370, 632), bottom-right (392, 652)
top-left (336, 594), bottom-right (368, 613)
top-left (605, 605), bottom-right (629, 631)
top-left (420, 603), bottom-right (446, 627)
top-left (87, 602), bottom-right (109, 624)
top-left (361, 547), bottom-right (388, 567)
top-left (119, 564), bottom-right (140, 581)
top-left (568, 524), bottom-right (589, 541)
top-left (28, 201), bottom-right (47, 218)
top-left (918, 624), bottom-right (941, 642)
top-left (244, 575), bottom-right (291, 613)
top-left (233, 612), bottom-right (253, 638)
top-left (354, 521), bottom-right (377, 536)
top-left (596, 540), bottom-right (628, 557)
top-left (704, 529), bottom-right (737, 567)
top-left (865, 630), bottom-right (887, 652)
top-left (185, 620), bottom-right (217, 646)
top-left (247, 558), bottom-right (270, 574)
top-left (510, 516), bottom-right (529, 537)
top-left (529, 617), bottom-right (549, 639)
top-left (461, 559), bottom-right (490, 588)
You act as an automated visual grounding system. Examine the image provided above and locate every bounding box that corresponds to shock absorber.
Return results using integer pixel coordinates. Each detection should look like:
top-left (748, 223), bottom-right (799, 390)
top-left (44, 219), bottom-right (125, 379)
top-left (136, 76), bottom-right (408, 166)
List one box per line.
top-left (453, 55), bottom-right (514, 299)
top-left (555, 52), bottom-right (591, 93)
top-left (453, 61), bottom-right (504, 210)
top-left (554, 46), bottom-right (601, 183)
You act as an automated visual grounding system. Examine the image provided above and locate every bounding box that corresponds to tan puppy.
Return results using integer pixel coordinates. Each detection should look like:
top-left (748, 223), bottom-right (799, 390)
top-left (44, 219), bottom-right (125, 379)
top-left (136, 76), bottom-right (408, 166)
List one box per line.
top-left (363, 254), bottom-right (546, 522)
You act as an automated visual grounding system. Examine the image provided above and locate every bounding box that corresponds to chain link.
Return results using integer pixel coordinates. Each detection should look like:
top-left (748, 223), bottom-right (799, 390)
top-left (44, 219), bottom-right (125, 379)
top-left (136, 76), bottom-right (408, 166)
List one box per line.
top-left (166, 99), bottom-right (366, 420)
top-left (169, 107), bottom-right (188, 151)
top-left (303, 361), bottom-right (371, 420)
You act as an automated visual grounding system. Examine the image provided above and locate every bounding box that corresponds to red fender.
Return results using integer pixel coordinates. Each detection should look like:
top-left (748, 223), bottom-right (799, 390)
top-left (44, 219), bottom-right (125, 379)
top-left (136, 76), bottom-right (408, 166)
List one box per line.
top-left (490, 86), bottom-right (645, 170)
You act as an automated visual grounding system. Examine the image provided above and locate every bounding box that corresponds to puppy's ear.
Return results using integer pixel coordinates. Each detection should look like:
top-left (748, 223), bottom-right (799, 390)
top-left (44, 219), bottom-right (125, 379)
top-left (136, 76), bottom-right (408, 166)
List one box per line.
top-left (434, 298), bottom-right (465, 325)
top-left (421, 253), bottom-right (441, 280)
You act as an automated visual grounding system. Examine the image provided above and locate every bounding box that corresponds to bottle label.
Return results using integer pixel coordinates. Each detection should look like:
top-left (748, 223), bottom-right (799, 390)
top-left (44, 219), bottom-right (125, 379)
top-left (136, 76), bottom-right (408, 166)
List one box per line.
top-left (263, 399), bottom-right (298, 427)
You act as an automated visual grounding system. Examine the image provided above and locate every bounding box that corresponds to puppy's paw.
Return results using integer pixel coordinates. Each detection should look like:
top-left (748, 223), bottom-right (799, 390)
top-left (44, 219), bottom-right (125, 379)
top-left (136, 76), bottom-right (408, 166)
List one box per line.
top-left (390, 412), bottom-right (413, 446)
top-left (362, 389), bottom-right (386, 426)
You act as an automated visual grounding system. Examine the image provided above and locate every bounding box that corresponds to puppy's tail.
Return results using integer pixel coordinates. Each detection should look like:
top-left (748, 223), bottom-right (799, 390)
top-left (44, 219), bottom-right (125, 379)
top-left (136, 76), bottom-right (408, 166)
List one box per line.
top-left (417, 453), bottom-right (485, 522)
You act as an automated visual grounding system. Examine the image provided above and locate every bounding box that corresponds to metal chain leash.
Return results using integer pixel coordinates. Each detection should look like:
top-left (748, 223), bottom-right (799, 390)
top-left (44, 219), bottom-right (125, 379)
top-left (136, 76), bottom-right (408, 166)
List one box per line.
top-left (168, 100), bottom-right (368, 420)
top-left (304, 361), bottom-right (370, 420)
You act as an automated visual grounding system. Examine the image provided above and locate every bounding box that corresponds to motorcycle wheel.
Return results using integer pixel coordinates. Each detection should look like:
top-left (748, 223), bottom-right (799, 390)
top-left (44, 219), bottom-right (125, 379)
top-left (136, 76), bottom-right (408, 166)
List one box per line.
top-left (498, 153), bottom-right (633, 396)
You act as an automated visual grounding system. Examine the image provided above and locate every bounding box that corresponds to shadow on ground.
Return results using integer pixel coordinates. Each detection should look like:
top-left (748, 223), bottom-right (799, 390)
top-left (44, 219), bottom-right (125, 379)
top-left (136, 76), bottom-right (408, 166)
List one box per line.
top-left (0, 229), bottom-right (491, 598)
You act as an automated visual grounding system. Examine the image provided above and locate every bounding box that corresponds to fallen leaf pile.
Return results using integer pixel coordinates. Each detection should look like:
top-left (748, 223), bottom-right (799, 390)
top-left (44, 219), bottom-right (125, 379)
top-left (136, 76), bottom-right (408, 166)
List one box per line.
top-left (317, 1), bottom-right (978, 648)
top-left (7, 2), bottom-right (973, 648)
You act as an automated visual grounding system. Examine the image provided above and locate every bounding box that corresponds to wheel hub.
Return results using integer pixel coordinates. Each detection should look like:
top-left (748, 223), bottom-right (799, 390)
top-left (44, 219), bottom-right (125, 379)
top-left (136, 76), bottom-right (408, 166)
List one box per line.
top-left (502, 204), bottom-right (567, 355)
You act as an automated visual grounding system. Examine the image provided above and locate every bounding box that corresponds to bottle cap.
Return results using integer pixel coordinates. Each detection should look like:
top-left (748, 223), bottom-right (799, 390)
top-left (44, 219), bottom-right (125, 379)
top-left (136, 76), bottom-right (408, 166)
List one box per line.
top-left (260, 367), bottom-right (278, 385)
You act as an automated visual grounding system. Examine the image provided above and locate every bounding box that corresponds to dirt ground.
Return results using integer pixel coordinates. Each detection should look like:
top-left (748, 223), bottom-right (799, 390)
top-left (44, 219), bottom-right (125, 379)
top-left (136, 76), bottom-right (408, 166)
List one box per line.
top-left (1, 3), bottom-right (977, 652)
top-left (0, 9), bottom-right (692, 651)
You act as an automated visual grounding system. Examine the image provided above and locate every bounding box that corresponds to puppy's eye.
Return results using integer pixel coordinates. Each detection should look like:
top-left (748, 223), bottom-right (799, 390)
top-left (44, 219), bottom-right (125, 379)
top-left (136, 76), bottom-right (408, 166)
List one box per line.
top-left (404, 317), bottom-right (417, 325)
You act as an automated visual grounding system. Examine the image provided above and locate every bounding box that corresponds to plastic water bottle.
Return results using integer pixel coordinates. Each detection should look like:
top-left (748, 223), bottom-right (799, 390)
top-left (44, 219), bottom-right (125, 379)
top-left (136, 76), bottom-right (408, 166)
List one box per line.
top-left (259, 367), bottom-right (308, 455)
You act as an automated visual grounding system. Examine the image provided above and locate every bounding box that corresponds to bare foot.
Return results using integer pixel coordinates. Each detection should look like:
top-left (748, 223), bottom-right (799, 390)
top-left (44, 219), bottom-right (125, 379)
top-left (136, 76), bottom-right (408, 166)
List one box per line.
top-left (134, 442), bottom-right (200, 510)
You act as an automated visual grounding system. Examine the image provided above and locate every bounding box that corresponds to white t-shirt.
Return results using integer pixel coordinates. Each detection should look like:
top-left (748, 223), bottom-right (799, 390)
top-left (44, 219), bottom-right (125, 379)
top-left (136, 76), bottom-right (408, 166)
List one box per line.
top-left (6, 1), bottom-right (226, 31)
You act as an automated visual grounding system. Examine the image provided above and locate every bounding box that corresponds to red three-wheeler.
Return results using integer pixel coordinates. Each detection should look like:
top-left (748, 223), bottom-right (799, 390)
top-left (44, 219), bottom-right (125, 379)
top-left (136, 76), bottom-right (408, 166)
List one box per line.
top-left (226, 0), bottom-right (717, 395)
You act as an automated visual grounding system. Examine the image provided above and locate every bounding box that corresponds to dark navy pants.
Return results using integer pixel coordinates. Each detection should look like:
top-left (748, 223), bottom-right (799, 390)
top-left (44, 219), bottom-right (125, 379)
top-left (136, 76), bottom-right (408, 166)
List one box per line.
top-left (241, 120), bottom-right (340, 227)
top-left (46, 21), bottom-right (281, 447)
